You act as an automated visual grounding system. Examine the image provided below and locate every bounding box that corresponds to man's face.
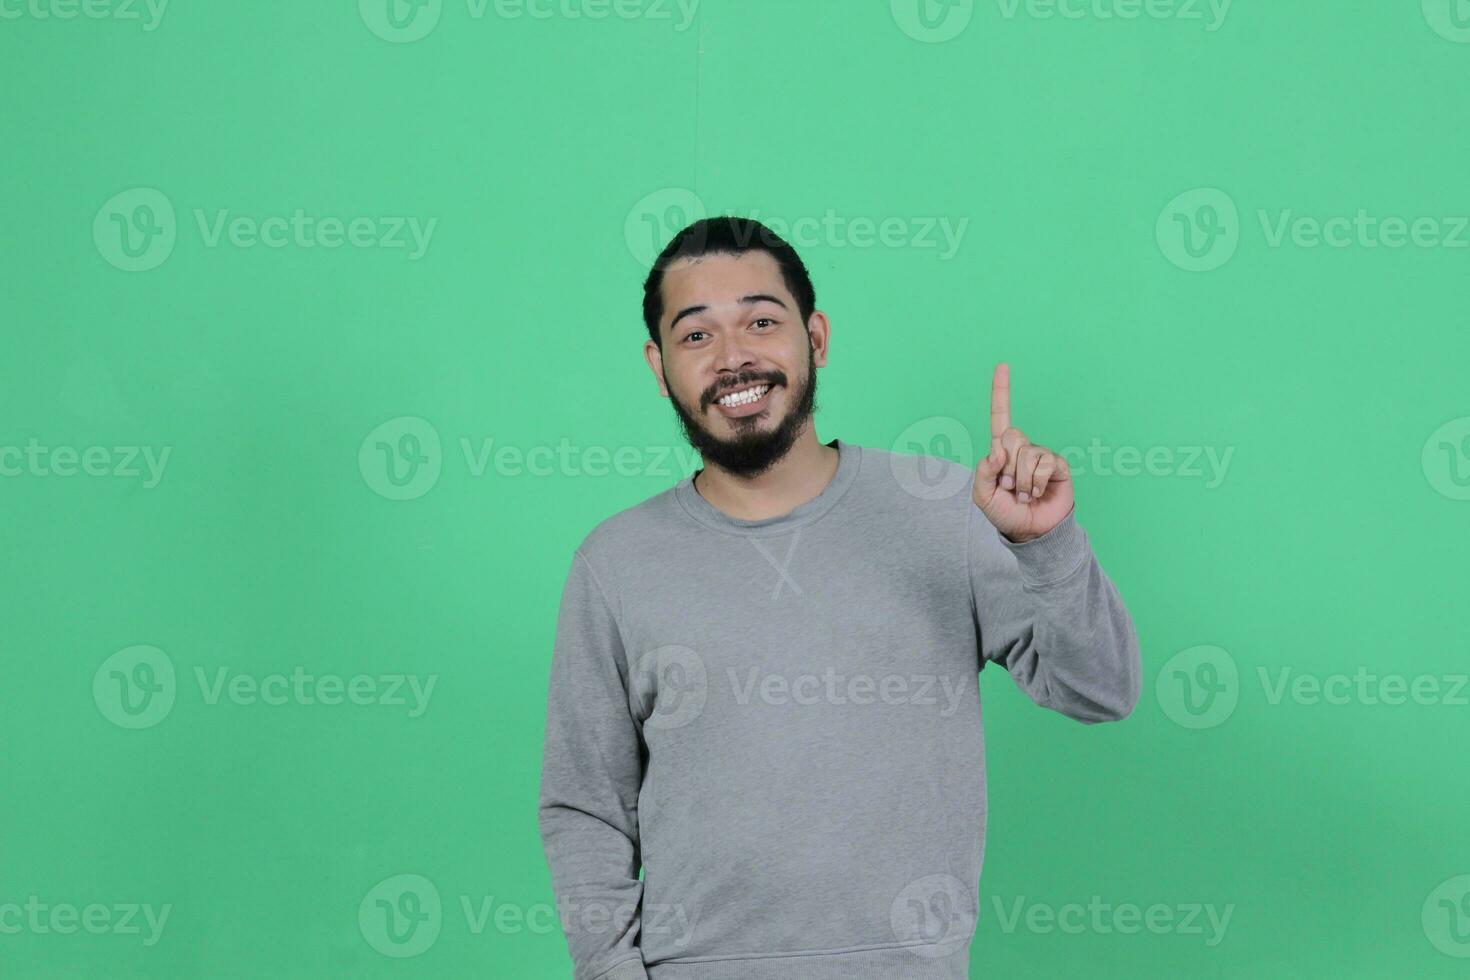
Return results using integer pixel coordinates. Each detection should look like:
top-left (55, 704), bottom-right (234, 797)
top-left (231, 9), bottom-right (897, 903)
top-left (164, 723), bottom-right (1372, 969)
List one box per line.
top-left (644, 250), bottom-right (829, 479)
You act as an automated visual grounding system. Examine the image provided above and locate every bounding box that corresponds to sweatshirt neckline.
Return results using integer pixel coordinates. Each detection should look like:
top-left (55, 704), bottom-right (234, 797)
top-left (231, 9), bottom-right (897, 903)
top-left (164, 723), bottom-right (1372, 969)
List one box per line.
top-left (674, 438), bottom-right (861, 537)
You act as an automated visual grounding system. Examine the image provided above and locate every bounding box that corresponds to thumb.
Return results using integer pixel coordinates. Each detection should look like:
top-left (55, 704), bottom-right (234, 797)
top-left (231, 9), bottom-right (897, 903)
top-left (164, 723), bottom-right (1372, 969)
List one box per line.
top-left (974, 438), bottom-right (1007, 496)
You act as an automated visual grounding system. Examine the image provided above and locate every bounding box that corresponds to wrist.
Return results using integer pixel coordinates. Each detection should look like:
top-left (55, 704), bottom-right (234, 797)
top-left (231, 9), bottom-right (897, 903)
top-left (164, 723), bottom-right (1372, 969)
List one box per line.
top-left (1001, 506), bottom-right (1088, 587)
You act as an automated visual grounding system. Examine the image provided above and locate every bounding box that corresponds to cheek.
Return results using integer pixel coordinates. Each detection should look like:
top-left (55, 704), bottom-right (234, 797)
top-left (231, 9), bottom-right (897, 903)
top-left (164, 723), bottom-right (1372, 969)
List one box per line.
top-left (671, 377), bottom-right (707, 408)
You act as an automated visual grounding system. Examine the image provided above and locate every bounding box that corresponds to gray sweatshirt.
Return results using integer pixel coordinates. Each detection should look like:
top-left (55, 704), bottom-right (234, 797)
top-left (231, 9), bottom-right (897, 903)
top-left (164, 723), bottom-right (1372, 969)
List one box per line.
top-left (538, 438), bottom-right (1141, 979)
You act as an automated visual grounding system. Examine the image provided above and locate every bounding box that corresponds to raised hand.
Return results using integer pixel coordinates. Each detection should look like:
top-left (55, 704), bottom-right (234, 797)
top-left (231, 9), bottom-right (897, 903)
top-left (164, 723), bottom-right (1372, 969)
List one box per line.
top-left (972, 363), bottom-right (1074, 543)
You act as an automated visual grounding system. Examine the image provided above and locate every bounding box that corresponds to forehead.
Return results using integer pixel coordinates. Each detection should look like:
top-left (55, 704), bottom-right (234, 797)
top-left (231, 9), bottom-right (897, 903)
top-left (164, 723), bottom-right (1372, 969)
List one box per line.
top-left (660, 250), bottom-right (790, 321)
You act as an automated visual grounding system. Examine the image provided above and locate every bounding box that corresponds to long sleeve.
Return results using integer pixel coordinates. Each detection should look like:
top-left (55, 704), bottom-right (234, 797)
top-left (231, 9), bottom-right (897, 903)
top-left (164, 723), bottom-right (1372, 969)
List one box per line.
top-left (968, 501), bottom-right (1142, 724)
top-left (538, 549), bottom-right (650, 980)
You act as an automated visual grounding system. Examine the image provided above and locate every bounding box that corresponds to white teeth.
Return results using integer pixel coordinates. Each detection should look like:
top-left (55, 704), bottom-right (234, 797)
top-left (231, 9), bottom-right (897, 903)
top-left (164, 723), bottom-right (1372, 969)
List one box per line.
top-left (717, 384), bottom-right (770, 407)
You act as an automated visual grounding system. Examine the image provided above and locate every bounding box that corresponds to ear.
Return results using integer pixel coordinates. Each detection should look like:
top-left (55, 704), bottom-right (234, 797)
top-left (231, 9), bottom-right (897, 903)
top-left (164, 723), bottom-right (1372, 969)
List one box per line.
top-left (644, 339), bottom-right (670, 397)
top-left (806, 311), bottom-right (831, 368)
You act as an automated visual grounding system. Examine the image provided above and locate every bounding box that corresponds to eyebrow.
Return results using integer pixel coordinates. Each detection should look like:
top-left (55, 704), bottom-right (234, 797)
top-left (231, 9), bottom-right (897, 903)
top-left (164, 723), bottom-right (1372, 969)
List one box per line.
top-left (667, 294), bottom-right (789, 335)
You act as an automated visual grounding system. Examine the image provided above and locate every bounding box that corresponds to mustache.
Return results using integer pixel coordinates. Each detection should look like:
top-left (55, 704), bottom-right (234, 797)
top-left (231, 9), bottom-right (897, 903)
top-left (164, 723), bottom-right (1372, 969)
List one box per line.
top-left (704, 372), bottom-right (786, 408)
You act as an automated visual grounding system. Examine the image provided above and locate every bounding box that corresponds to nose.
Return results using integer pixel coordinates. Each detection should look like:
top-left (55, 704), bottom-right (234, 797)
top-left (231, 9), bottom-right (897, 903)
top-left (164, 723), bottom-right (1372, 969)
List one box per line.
top-left (710, 326), bottom-right (760, 371)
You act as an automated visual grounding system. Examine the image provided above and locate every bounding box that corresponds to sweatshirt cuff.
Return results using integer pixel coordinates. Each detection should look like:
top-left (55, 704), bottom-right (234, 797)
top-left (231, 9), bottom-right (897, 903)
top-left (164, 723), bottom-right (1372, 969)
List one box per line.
top-left (590, 955), bottom-right (649, 980)
top-left (1001, 505), bottom-right (1088, 588)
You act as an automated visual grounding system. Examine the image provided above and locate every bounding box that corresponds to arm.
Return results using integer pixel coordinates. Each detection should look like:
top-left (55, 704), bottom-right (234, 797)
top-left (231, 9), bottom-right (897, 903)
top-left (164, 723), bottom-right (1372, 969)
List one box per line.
top-left (968, 500), bottom-right (1141, 723)
top-left (967, 362), bottom-right (1141, 722)
top-left (538, 549), bottom-right (650, 980)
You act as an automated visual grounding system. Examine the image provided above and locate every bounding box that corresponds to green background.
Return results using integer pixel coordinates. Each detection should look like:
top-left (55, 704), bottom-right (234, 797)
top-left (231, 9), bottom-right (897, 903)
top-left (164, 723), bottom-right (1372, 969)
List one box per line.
top-left (4, 0), bottom-right (1469, 976)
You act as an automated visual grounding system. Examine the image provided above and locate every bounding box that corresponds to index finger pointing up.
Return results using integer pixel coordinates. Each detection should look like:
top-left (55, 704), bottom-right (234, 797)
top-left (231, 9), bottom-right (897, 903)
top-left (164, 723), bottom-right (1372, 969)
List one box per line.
top-left (990, 362), bottom-right (1011, 441)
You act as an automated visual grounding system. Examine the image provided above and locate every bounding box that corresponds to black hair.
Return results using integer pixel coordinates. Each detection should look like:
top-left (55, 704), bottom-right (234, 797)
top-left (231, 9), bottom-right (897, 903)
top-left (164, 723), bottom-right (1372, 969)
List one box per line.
top-left (641, 216), bottom-right (816, 349)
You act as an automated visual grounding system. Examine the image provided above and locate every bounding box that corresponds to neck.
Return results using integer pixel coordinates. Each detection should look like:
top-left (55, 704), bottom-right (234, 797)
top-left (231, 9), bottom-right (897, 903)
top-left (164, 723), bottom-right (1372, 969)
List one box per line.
top-left (692, 427), bottom-right (839, 521)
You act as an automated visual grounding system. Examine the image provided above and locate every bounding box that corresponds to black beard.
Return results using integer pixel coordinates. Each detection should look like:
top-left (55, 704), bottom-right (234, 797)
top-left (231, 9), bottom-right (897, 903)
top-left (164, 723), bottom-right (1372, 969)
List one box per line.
top-left (665, 340), bottom-right (820, 480)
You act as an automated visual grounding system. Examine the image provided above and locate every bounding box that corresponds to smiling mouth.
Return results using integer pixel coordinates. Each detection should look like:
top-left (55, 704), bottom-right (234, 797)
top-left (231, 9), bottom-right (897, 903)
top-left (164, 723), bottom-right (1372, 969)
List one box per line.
top-left (713, 383), bottom-right (772, 409)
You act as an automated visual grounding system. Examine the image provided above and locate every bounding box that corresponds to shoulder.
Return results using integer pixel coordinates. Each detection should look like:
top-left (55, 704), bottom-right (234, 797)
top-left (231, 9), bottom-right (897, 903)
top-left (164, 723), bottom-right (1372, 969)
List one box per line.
top-left (572, 483), bottom-right (686, 567)
top-left (848, 440), bottom-right (977, 517)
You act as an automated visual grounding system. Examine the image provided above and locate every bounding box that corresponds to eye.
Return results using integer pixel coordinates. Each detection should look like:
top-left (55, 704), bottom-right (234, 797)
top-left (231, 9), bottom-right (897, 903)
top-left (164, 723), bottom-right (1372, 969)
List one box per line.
top-left (682, 330), bottom-right (707, 344)
top-left (753, 318), bottom-right (776, 328)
